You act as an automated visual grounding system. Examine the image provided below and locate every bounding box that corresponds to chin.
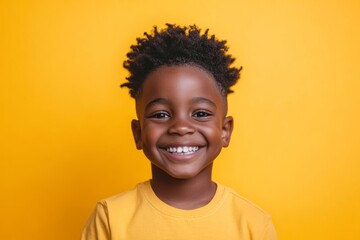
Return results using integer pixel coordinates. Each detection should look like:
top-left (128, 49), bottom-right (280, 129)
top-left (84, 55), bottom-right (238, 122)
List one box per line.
top-left (165, 166), bottom-right (211, 180)
top-left (168, 172), bottom-right (199, 180)
top-left (151, 161), bottom-right (213, 180)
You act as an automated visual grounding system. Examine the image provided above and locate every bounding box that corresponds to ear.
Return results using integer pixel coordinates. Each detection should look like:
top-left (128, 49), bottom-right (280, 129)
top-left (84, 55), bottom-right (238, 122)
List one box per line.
top-left (221, 116), bottom-right (234, 147)
top-left (131, 119), bottom-right (143, 150)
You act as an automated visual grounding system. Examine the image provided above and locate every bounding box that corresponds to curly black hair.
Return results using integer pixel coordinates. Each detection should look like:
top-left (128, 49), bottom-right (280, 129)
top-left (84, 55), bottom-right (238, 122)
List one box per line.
top-left (121, 24), bottom-right (242, 98)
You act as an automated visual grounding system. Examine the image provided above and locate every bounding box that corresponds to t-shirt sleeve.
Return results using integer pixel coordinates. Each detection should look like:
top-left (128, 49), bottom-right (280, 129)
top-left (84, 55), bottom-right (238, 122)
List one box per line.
top-left (81, 202), bottom-right (111, 240)
top-left (261, 218), bottom-right (278, 240)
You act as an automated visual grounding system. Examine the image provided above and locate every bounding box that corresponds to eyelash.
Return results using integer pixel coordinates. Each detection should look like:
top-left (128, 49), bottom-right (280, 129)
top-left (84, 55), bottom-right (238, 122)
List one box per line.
top-left (147, 110), bottom-right (212, 120)
top-left (192, 110), bottom-right (212, 118)
top-left (148, 112), bottom-right (170, 119)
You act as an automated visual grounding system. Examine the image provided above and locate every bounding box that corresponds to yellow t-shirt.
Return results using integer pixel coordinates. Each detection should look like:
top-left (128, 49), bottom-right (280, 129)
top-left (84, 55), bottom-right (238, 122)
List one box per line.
top-left (81, 181), bottom-right (277, 240)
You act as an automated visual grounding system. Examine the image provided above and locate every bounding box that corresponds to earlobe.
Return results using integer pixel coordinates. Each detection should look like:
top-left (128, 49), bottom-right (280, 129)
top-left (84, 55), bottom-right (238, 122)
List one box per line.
top-left (221, 116), bottom-right (234, 147)
top-left (131, 119), bottom-right (142, 150)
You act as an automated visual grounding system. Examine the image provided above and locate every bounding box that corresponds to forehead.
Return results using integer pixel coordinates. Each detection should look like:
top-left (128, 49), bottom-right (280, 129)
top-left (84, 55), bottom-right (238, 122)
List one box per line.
top-left (136, 65), bottom-right (226, 110)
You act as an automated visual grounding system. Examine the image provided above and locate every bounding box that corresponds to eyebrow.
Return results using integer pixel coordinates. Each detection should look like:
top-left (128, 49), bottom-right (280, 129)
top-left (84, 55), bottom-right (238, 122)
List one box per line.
top-left (145, 98), bottom-right (169, 111)
top-left (191, 97), bottom-right (217, 108)
top-left (144, 97), bottom-right (217, 111)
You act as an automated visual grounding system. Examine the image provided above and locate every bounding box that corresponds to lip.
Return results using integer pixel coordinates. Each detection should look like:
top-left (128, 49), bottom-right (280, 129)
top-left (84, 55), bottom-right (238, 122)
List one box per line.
top-left (159, 146), bottom-right (204, 162)
top-left (159, 141), bottom-right (204, 150)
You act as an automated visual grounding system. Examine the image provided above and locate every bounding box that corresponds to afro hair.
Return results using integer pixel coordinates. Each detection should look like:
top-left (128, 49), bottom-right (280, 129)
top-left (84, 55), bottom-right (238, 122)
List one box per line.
top-left (121, 23), bottom-right (242, 98)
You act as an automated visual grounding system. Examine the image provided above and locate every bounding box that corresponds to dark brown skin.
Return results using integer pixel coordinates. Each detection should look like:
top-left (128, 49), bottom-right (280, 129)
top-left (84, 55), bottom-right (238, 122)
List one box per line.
top-left (131, 65), bottom-right (233, 210)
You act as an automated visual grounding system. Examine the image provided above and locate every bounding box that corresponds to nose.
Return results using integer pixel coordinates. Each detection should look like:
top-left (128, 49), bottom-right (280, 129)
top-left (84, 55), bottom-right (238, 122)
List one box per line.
top-left (168, 115), bottom-right (195, 135)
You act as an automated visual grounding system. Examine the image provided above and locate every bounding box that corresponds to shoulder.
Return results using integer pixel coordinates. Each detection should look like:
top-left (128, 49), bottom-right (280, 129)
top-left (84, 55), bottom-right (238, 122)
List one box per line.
top-left (220, 184), bottom-right (276, 234)
top-left (96, 181), bottom-right (147, 218)
top-left (217, 184), bottom-right (278, 239)
top-left (223, 185), bottom-right (271, 217)
top-left (102, 183), bottom-right (141, 204)
top-left (81, 187), bottom-right (142, 240)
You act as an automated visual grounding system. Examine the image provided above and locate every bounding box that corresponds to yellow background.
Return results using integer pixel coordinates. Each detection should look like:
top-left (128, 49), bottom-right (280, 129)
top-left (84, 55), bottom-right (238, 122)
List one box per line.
top-left (1, 0), bottom-right (360, 239)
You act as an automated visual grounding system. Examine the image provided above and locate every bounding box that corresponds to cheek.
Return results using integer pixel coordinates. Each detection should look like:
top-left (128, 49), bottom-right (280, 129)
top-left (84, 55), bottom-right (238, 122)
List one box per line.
top-left (142, 123), bottom-right (163, 146)
top-left (201, 126), bottom-right (224, 160)
top-left (200, 124), bottom-right (223, 144)
top-left (141, 125), bottom-right (161, 160)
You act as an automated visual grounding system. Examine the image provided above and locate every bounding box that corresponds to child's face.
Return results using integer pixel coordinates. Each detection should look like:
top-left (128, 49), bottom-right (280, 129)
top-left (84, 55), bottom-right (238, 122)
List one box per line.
top-left (131, 65), bottom-right (233, 179)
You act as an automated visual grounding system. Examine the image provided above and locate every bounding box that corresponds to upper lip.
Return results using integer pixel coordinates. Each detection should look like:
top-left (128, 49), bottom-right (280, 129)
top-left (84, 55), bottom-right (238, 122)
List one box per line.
top-left (159, 142), bottom-right (205, 149)
top-left (163, 144), bottom-right (200, 148)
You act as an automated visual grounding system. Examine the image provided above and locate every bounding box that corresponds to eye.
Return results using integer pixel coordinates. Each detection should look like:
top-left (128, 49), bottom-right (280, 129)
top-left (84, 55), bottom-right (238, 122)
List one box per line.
top-left (192, 111), bottom-right (212, 118)
top-left (148, 112), bottom-right (170, 119)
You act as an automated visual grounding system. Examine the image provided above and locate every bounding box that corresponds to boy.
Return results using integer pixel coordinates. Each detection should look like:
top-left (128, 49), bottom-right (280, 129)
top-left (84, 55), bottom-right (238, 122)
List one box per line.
top-left (81, 24), bottom-right (277, 240)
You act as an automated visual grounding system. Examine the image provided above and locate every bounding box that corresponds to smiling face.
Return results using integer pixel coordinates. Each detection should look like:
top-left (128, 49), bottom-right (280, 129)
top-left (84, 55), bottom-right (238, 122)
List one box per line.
top-left (132, 65), bottom-right (233, 179)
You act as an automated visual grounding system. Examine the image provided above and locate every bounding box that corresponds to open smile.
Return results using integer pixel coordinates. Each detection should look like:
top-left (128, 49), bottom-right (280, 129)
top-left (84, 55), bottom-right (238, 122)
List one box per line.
top-left (165, 146), bottom-right (200, 155)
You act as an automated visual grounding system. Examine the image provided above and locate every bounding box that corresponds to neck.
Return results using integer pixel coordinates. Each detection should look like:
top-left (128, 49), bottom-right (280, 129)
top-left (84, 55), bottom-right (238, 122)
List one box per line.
top-left (150, 164), bottom-right (217, 210)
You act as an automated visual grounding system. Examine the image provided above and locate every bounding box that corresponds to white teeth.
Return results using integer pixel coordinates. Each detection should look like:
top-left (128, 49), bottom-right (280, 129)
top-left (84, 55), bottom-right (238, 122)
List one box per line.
top-left (177, 147), bottom-right (182, 153)
top-left (166, 146), bottom-right (199, 154)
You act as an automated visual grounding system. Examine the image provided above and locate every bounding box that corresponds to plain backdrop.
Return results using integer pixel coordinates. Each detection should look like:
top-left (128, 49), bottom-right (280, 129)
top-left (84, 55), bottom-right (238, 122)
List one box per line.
top-left (1, 0), bottom-right (360, 239)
